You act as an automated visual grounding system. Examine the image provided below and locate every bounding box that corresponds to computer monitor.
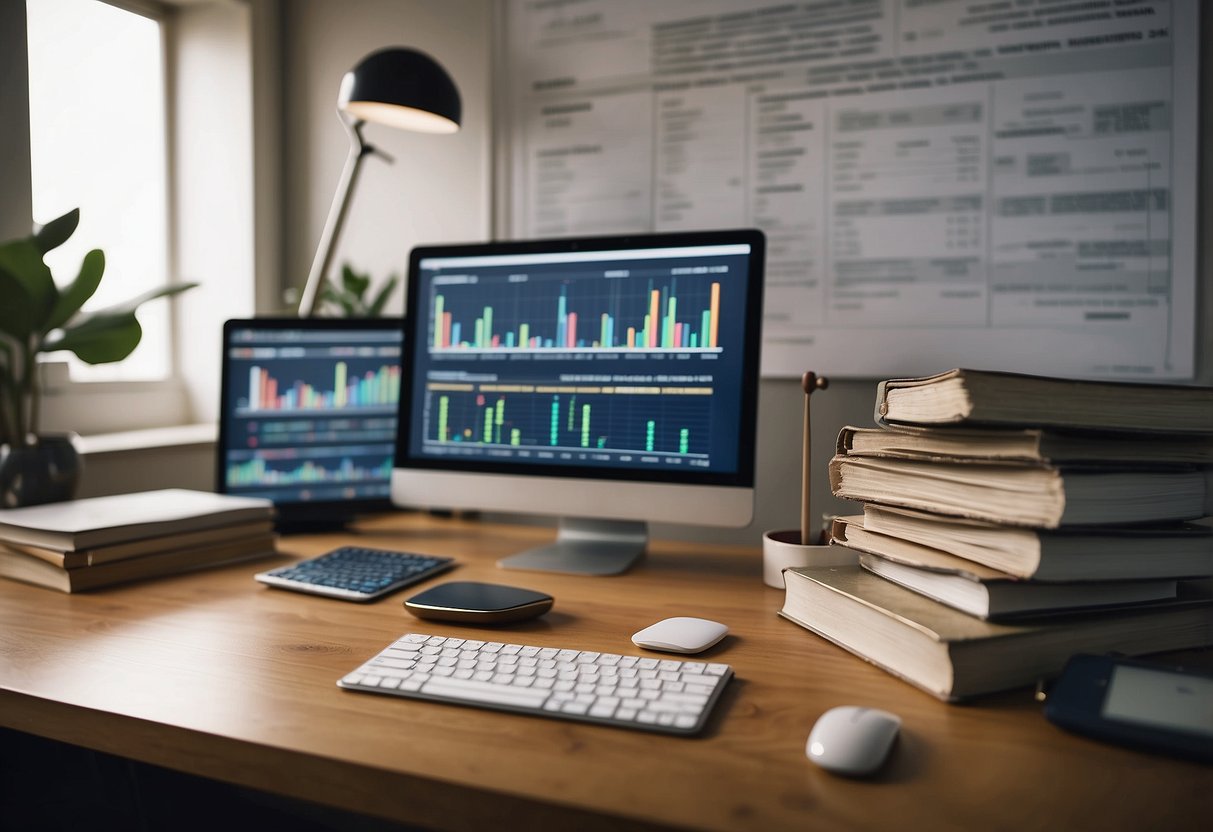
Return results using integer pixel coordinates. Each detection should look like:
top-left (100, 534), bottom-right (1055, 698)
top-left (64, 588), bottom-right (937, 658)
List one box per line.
top-left (392, 230), bottom-right (764, 574)
top-left (218, 317), bottom-right (404, 531)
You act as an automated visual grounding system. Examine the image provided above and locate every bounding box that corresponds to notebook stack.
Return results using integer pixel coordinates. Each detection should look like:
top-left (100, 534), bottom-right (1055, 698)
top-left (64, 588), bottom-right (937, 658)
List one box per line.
top-left (0, 489), bottom-right (277, 592)
top-left (780, 368), bottom-right (1213, 702)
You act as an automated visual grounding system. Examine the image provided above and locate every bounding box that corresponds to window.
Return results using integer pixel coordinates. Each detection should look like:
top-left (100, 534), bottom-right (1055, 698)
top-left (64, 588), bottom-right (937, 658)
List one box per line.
top-left (25, 0), bottom-right (170, 381)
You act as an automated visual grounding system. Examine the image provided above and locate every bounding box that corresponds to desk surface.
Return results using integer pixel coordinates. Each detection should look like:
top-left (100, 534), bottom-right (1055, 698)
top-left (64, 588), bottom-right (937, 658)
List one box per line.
top-left (1, 513), bottom-right (1209, 831)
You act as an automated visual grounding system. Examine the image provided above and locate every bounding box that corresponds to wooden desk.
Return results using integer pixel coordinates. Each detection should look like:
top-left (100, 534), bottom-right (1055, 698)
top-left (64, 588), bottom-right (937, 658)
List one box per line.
top-left (1, 513), bottom-right (1209, 831)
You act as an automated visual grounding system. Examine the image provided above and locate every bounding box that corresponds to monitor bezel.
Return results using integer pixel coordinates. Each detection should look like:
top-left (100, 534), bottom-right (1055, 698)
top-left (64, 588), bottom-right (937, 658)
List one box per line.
top-left (395, 229), bottom-right (765, 489)
top-left (217, 316), bottom-right (405, 527)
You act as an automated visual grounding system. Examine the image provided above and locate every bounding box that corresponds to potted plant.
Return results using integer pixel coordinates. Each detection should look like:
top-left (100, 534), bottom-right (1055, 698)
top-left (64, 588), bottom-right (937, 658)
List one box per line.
top-left (317, 262), bottom-right (399, 317)
top-left (0, 208), bottom-right (196, 508)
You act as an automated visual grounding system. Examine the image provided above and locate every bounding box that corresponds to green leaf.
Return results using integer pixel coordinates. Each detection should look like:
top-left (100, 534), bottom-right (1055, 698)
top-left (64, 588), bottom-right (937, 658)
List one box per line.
top-left (69, 281), bottom-right (198, 324)
top-left (368, 274), bottom-right (399, 317)
top-left (46, 249), bottom-right (104, 331)
top-left (43, 312), bottom-right (143, 364)
top-left (320, 282), bottom-right (361, 316)
top-left (0, 239), bottom-right (57, 335)
top-left (33, 208), bottom-right (80, 255)
top-left (341, 265), bottom-right (370, 298)
top-left (0, 269), bottom-right (37, 338)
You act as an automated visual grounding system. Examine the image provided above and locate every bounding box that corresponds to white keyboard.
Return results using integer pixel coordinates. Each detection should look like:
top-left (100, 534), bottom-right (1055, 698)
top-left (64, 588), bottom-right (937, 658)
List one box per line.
top-left (339, 633), bottom-right (733, 735)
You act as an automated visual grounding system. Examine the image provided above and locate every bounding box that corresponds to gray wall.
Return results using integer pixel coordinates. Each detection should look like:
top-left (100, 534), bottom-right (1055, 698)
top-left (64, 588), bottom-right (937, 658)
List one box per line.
top-left (0, 0), bottom-right (32, 240)
top-left (277, 1), bottom-right (1210, 545)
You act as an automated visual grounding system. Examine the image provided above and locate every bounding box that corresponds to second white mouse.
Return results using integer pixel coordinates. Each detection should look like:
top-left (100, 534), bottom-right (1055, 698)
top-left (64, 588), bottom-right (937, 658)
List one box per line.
top-left (806, 705), bottom-right (901, 776)
top-left (631, 617), bottom-right (728, 654)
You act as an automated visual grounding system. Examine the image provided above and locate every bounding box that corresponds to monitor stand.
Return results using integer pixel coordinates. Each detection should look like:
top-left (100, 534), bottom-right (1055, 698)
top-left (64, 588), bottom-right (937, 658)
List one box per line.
top-left (275, 517), bottom-right (351, 535)
top-left (498, 518), bottom-right (647, 576)
top-left (273, 508), bottom-right (353, 535)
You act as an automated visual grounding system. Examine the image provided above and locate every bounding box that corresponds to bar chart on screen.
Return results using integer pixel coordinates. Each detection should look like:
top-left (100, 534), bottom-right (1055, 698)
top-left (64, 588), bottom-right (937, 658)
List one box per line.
top-left (221, 324), bottom-right (404, 504)
top-left (225, 447), bottom-right (394, 489)
top-left (240, 362), bottom-right (401, 414)
top-left (428, 271), bottom-right (723, 353)
top-left (423, 382), bottom-right (714, 466)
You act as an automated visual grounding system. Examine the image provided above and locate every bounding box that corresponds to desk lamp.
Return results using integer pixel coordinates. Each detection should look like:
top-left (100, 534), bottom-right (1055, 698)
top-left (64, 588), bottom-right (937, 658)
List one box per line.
top-left (298, 47), bottom-right (461, 317)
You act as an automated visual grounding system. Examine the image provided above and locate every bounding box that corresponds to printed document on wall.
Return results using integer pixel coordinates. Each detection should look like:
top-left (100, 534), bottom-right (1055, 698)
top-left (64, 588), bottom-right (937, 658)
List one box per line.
top-left (501, 0), bottom-right (1199, 379)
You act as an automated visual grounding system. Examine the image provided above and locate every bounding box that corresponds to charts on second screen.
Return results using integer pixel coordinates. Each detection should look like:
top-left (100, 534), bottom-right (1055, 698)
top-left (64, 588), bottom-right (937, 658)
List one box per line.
top-left (223, 327), bottom-right (401, 502)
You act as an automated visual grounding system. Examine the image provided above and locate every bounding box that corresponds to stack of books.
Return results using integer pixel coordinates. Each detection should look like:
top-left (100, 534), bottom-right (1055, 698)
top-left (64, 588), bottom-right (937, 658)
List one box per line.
top-left (0, 489), bottom-right (277, 592)
top-left (780, 369), bottom-right (1213, 701)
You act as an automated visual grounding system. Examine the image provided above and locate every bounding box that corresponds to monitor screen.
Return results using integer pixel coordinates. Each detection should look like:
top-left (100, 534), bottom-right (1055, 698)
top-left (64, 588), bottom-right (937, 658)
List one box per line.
top-left (218, 318), bottom-right (404, 529)
top-left (393, 230), bottom-right (764, 574)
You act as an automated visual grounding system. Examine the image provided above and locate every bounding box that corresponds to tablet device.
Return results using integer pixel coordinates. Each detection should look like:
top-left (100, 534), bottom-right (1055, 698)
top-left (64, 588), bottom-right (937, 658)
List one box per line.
top-left (217, 317), bottom-right (404, 531)
top-left (1043, 653), bottom-right (1213, 763)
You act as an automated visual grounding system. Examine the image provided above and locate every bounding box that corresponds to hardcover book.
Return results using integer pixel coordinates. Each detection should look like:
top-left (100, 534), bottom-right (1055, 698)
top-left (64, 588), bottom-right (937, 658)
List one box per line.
top-left (779, 565), bottom-right (1213, 701)
top-left (828, 454), bottom-right (1210, 528)
top-left (874, 369), bottom-right (1213, 435)
top-left (837, 424), bottom-right (1213, 467)
top-left (0, 490), bottom-right (275, 550)
top-left (2, 519), bottom-right (277, 569)
top-left (857, 504), bottom-right (1213, 582)
top-left (0, 533), bottom-right (278, 593)
top-left (830, 517), bottom-right (1179, 620)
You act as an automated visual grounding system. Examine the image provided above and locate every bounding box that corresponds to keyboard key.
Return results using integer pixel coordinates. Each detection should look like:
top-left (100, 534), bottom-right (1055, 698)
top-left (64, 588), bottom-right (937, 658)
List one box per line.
top-left (339, 633), bottom-right (733, 735)
top-left (421, 677), bottom-right (551, 708)
top-left (255, 547), bottom-right (455, 601)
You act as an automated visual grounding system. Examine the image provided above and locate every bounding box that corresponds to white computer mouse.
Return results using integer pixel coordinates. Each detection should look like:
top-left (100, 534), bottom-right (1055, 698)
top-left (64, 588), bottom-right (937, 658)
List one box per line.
top-left (631, 617), bottom-right (728, 654)
top-left (806, 705), bottom-right (901, 776)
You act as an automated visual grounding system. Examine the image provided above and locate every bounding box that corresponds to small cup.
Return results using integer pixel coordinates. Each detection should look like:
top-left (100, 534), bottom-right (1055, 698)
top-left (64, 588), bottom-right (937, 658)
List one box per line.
top-left (762, 529), bottom-right (857, 589)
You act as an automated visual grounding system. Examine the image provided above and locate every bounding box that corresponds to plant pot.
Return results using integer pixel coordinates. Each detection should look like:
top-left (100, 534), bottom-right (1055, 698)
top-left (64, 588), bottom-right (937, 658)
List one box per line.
top-left (762, 528), bottom-right (858, 588)
top-left (0, 433), bottom-right (82, 508)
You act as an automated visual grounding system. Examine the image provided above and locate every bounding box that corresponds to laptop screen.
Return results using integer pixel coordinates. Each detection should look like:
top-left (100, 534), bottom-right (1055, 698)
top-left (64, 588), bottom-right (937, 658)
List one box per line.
top-left (217, 318), bottom-right (404, 526)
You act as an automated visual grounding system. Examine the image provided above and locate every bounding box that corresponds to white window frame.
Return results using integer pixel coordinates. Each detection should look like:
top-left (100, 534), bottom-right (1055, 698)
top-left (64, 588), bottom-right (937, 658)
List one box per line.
top-left (26, 0), bottom-right (265, 437)
top-left (26, 0), bottom-right (189, 435)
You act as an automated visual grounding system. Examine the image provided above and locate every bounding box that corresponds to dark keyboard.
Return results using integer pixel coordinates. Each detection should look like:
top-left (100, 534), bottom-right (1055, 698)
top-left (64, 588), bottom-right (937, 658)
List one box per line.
top-left (255, 546), bottom-right (455, 601)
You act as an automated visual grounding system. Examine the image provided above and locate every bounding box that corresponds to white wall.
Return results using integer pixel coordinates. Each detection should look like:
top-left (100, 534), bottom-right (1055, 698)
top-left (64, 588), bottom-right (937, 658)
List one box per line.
top-left (52, 0), bottom-right (1208, 540)
top-left (281, 0), bottom-right (493, 314)
top-left (273, 0), bottom-right (1212, 546)
top-left (174, 2), bottom-right (258, 425)
top-left (274, 0), bottom-right (832, 545)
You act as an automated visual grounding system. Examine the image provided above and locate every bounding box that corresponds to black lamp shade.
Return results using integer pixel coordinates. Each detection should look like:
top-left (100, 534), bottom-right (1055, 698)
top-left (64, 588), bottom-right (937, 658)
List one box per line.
top-left (339, 47), bottom-right (461, 134)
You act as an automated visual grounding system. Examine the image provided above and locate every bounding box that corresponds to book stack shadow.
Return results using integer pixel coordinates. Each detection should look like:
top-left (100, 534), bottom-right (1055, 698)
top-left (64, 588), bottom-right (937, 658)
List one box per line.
top-left (780, 369), bottom-right (1213, 701)
top-left (0, 489), bottom-right (277, 593)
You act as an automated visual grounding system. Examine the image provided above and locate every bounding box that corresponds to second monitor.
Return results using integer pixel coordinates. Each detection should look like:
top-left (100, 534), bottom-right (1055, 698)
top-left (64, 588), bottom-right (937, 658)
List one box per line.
top-left (392, 229), bottom-right (765, 574)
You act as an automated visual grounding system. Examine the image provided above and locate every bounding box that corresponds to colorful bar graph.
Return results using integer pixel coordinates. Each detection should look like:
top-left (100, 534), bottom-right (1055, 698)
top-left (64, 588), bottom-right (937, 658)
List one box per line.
top-left (226, 455), bottom-right (392, 488)
top-left (430, 280), bottom-right (722, 353)
top-left (428, 389), bottom-right (703, 457)
top-left (245, 364), bottom-right (400, 412)
top-left (648, 290), bottom-right (660, 348)
top-left (433, 295), bottom-right (445, 349)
